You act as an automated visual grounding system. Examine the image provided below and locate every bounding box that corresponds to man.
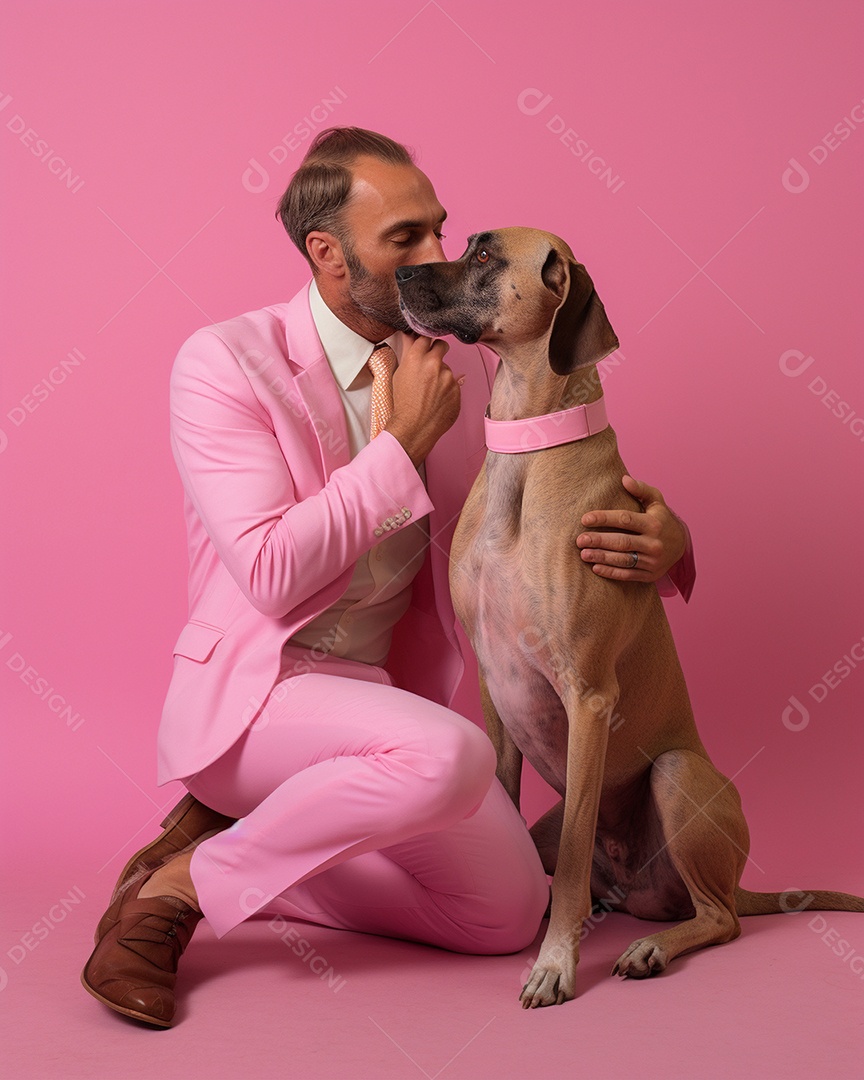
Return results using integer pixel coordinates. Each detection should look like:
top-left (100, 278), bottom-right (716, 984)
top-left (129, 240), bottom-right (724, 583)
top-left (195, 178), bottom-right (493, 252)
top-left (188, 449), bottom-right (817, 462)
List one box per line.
top-left (82, 127), bottom-right (694, 1026)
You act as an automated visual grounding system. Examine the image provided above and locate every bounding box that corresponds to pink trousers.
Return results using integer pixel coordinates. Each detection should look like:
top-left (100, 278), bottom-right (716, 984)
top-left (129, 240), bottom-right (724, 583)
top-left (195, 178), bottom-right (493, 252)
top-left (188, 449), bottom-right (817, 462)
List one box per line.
top-left (184, 647), bottom-right (549, 953)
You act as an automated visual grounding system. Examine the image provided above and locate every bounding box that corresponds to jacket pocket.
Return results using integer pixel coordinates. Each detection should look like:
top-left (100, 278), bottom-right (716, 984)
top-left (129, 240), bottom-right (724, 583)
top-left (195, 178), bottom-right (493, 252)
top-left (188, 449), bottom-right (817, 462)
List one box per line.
top-left (172, 621), bottom-right (225, 662)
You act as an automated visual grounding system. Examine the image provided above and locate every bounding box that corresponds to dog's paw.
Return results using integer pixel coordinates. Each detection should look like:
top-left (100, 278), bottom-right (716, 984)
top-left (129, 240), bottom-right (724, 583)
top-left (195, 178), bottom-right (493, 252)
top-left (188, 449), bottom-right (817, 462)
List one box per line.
top-left (612, 937), bottom-right (669, 979)
top-left (519, 949), bottom-right (577, 1008)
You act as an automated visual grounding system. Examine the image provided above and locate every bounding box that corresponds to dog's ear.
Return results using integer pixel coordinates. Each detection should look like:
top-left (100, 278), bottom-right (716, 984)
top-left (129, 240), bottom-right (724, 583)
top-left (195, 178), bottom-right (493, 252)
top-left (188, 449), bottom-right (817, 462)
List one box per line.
top-left (541, 249), bottom-right (619, 376)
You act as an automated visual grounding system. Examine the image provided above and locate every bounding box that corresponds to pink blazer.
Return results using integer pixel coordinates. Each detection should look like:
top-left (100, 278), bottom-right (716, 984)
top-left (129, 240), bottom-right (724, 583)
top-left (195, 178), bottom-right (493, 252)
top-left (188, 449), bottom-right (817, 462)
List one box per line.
top-left (157, 283), bottom-right (695, 786)
top-left (157, 284), bottom-right (498, 784)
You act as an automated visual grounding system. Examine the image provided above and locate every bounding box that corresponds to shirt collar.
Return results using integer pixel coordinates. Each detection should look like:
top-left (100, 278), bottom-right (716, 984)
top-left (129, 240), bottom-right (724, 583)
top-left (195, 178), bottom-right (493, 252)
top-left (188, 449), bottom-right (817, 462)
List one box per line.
top-left (309, 279), bottom-right (405, 390)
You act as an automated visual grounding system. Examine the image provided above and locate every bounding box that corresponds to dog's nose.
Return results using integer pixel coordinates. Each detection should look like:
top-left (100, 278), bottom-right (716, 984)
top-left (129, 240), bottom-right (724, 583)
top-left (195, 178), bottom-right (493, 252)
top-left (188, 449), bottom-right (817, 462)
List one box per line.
top-left (395, 265), bottom-right (424, 283)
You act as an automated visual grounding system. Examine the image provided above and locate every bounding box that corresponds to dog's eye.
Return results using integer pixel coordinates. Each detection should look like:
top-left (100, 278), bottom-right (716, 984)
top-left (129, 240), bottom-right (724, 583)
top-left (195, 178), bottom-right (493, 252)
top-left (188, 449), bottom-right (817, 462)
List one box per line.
top-left (476, 250), bottom-right (489, 263)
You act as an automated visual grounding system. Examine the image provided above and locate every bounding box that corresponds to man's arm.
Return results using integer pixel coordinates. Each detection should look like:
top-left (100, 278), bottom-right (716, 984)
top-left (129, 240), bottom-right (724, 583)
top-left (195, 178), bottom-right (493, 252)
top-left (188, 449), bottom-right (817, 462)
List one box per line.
top-left (169, 329), bottom-right (434, 620)
top-left (575, 474), bottom-right (696, 601)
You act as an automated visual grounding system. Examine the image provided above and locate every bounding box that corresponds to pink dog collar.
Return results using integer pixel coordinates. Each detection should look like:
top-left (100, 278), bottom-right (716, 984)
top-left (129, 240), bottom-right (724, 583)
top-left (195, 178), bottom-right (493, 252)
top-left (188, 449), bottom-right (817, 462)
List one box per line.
top-left (484, 396), bottom-right (609, 453)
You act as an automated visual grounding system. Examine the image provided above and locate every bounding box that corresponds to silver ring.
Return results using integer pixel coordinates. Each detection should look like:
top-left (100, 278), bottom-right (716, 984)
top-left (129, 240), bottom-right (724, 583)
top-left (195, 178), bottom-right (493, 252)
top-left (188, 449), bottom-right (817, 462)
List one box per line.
top-left (628, 551), bottom-right (639, 568)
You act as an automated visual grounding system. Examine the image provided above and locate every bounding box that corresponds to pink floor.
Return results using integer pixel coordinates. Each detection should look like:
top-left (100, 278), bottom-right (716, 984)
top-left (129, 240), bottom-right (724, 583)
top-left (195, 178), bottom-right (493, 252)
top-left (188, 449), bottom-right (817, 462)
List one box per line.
top-left (3, 859), bottom-right (862, 1079)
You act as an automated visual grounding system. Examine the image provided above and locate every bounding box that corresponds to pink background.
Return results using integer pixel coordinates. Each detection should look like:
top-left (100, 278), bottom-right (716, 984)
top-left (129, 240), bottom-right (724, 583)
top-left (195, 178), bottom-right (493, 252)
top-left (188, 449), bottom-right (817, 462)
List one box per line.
top-left (2, 1), bottom-right (862, 1076)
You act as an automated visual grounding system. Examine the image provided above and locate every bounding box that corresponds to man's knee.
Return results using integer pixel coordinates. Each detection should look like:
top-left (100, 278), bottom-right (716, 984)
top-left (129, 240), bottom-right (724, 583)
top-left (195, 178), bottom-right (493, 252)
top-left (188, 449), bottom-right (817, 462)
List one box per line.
top-left (417, 716), bottom-right (496, 813)
top-left (467, 885), bottom-right (549, 955)
top-left (437, 717), bottom-right (496, 781)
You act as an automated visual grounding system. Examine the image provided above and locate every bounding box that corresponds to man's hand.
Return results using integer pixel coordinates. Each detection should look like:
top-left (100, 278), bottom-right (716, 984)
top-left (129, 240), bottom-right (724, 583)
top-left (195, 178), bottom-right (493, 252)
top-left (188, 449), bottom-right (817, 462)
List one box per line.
top-left (386, 335), bottom-right (464, 467)
top-left (576, 474), bottom-right (686, 583)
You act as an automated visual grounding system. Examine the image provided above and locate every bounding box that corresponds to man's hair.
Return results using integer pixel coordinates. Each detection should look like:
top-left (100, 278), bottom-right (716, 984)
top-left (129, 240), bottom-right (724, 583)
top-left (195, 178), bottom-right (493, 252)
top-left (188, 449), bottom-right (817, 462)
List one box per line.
top-left (275, 127), bottom-right (415, 267)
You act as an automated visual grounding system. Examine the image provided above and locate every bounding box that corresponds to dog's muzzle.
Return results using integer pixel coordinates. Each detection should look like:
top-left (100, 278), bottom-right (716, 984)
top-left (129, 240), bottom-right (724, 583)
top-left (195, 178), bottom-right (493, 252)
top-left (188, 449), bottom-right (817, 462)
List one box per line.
top-left (395, 265), bottom-right (425, 283)
top-left (396, 264), bottom-right (446, 336)
top-left (396, 262), bottom-right (484, 344)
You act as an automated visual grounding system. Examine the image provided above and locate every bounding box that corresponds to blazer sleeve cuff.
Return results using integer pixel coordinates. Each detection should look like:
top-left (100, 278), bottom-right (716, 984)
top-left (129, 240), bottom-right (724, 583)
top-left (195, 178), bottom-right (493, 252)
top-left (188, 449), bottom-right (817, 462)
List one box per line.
top-left (355, 430), bottom-right (436, 537)
top-left (656, 517), bottom-right (696, 603)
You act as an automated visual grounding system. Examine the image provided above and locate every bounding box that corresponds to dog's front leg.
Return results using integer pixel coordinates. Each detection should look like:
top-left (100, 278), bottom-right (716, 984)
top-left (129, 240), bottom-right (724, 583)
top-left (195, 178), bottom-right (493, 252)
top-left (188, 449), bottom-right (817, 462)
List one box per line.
top-left (478, 668), bottom-right (523, 811)
top-left (520, 677), bottom-right (614, 1008)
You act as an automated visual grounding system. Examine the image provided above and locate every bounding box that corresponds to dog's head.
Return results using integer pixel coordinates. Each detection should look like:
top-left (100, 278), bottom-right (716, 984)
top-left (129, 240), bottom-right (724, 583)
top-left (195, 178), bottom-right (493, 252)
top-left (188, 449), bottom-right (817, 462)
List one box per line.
top-left (395, 227), bottom-right (619, 375)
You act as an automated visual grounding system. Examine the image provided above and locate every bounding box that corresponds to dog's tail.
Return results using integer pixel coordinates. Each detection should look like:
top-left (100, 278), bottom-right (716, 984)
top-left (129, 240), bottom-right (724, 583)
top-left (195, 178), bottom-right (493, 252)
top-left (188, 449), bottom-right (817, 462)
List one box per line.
top-left (734, 886), bottom-right (864, 916)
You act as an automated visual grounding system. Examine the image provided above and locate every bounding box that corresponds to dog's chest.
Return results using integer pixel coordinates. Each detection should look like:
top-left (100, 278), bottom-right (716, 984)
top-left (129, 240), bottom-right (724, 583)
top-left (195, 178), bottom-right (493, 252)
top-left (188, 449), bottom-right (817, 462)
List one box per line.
top-left (478, 631), bottom-right (570, 794)
top-left (450, 479), bottom-right (571, 792)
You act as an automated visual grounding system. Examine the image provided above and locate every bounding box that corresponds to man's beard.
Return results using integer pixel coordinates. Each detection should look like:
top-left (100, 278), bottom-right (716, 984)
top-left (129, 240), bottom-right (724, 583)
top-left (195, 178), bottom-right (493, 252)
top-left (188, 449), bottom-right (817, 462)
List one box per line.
top-left (343, 241), bottom-right (411, 333)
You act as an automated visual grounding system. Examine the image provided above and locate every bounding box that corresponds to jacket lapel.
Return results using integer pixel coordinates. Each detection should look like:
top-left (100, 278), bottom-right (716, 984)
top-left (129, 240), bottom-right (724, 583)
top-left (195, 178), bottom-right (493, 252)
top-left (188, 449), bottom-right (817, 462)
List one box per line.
top-left (281, 284), bottom-right (352, 480)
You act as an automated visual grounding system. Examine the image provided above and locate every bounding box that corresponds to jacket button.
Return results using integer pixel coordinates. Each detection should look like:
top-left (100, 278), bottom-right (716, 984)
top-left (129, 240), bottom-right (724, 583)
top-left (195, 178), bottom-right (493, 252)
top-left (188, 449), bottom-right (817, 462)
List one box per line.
top-left (374, 527), bottom-right (383, 537)
top-left (402, 507), bottom-right (411, 519)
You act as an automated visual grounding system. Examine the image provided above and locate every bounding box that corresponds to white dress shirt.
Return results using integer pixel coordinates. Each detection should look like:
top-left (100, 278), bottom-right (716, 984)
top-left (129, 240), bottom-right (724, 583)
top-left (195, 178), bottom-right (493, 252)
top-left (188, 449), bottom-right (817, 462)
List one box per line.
top-left (281, 280), bottom-right (431, 667)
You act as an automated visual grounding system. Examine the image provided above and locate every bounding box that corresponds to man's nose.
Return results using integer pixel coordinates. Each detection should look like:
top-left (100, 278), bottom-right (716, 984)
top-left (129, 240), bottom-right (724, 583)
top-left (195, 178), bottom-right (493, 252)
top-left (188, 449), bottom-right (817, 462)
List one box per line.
top-left (424, 236), bottom-right (446, 263)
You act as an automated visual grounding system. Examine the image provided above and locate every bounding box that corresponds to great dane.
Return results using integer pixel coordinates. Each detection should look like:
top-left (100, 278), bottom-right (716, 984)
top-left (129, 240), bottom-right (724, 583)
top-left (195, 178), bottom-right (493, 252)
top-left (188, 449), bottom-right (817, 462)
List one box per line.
top-left (395, 227), bottom-right (863, 1007)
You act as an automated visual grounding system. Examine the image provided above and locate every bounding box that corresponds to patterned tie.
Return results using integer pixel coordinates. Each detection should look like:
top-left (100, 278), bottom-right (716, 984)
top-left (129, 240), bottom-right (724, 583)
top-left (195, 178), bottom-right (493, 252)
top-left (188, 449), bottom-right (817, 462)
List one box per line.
top-left (367, 343), bottom-right (397, 440)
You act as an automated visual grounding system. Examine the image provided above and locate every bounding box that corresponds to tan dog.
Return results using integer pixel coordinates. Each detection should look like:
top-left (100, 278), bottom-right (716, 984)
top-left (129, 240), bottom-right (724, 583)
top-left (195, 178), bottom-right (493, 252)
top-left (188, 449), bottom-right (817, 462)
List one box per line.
top-left (395, 227), bottom-right (863, 1008)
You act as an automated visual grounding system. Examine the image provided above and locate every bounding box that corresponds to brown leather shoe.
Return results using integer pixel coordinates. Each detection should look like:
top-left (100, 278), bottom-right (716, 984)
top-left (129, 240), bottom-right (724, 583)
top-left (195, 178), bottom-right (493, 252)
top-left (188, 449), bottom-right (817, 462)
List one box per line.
top-left (81, 866), bottom-right (204, 1027)
top-left (95, 793), bottom-right (234, 943)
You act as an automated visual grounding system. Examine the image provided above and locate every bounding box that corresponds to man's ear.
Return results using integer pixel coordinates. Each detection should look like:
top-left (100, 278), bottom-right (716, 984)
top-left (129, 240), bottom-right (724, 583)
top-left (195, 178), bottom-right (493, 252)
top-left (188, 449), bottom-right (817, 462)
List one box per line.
top-left (306, 231), bottom-right (347, 277)
top-left (541, 249), bottom-right (619, 375)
